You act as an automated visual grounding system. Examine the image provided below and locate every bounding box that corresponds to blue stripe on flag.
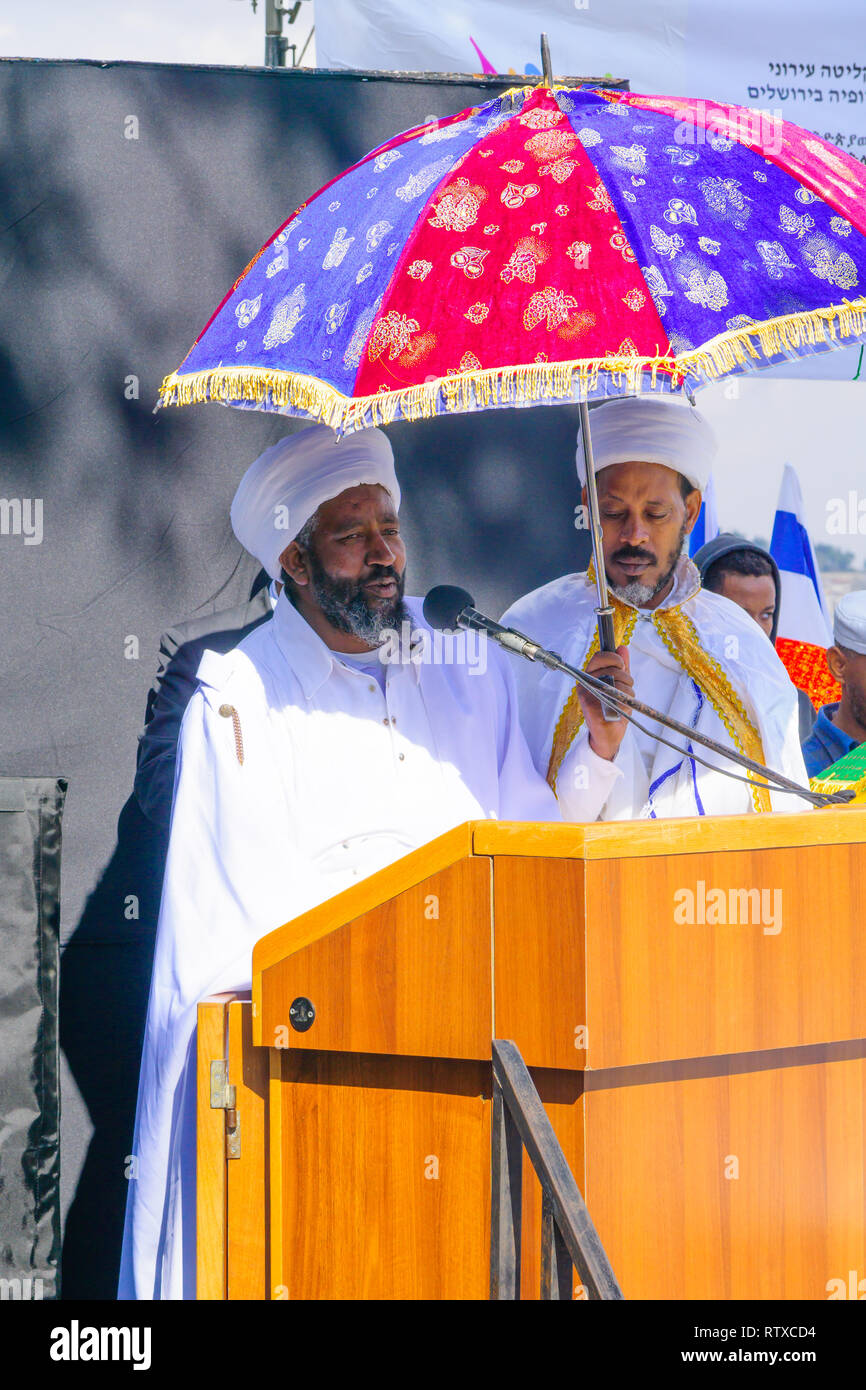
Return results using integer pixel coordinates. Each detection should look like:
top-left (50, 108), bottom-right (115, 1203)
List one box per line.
top-left (689, 502), bottom-right (706, 556)
top-left (770, 508), bottom-right (823, 606)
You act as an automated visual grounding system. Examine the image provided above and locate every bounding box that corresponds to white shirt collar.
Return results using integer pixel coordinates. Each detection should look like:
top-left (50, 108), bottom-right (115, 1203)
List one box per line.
top-left (270, 590), bottom-right (422, 700)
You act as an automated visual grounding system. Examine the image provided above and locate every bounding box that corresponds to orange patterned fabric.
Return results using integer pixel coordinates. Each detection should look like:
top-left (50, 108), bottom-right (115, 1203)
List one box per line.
top-left (775, 638), bottom-right (841, 711)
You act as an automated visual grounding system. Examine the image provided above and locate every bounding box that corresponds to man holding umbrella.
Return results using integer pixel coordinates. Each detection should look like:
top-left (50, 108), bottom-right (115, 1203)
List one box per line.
top-left (502, 395), bottom-right (811, 821)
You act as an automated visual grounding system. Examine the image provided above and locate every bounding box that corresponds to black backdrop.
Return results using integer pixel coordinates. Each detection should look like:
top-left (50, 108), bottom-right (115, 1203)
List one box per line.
top-left (0, 57), bottom-right (593, 1297)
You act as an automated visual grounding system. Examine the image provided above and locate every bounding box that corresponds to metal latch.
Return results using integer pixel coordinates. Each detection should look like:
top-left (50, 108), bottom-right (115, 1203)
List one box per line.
top-left (210, 1059), bottom-right (241, 1160)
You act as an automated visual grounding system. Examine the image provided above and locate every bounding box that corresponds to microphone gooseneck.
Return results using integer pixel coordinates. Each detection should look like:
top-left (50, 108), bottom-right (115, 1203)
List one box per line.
top-left (421, 585), bottom-right (853, 810)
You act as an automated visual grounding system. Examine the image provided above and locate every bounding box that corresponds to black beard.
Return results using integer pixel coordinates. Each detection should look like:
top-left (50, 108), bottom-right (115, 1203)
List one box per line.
top-left (846, 682), bottom-right (866, 733)
top-left (607, 520), bottom-right (688, 607)
top-left (306, 548), bottom-right (409, 646)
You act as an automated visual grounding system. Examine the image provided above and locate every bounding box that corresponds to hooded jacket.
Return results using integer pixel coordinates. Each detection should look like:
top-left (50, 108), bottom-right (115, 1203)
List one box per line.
top-left (693, 533), bottom-right (815, 742)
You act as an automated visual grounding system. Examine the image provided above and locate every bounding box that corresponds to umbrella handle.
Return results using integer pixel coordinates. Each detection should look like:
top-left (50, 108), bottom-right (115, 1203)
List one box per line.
top-left (593, 605), bottom-right (621, 721)
top-left (579, 401), bottom-right (620, 722)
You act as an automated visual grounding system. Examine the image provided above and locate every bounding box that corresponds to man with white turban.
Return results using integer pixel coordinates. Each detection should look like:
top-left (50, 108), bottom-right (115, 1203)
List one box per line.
top-left (802, 589), bottom-right (866, 777)
top-left (119, 422), bottom-right (558, 1300)
top-left (501, 395), bottom-right (811, 821)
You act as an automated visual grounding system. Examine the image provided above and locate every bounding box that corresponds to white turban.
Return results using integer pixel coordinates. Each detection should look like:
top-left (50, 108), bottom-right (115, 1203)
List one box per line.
top-left (833, 589), bottom-right (866, 655)
top-left (576, 395), bottom-right (717, 493)
top-left (231, 424), bottom-right (400, 579)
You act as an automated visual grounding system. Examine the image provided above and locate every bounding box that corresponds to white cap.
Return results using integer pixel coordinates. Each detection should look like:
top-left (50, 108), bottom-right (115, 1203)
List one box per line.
top-left (833, 589), bottom-right (866, 655)
top-left (231, 424), bottom-right (400, 579)
top-left (576, 395), bottom-right (717, 492)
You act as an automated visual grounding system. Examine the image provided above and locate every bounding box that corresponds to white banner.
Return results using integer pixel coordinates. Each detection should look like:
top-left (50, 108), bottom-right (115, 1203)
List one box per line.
top-left (316, 0), bottom-right (866, 380)
top-left (316, 0), bottom-right (866, 162)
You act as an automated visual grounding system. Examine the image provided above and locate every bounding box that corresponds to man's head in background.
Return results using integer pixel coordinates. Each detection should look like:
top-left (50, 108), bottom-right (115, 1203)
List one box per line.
top-left (231, 423), bottom-right (407, 651)
top-left (827, 590), bottom-right (866, 739)
top-left (697, 537), bottom-right (779, 640)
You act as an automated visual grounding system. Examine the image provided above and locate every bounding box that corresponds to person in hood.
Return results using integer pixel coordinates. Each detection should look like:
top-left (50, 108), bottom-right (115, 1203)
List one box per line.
top-left (693, 534), bottom-right (816, 744)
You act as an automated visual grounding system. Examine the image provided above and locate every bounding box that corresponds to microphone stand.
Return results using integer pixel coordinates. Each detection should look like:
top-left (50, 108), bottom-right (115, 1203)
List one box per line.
top-left (452, 605), bottom-right (852, 809)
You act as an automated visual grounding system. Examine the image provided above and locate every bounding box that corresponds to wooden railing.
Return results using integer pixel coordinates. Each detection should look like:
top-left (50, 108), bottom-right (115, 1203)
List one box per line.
top-left (490, 1039), bottom-right (624, 1301)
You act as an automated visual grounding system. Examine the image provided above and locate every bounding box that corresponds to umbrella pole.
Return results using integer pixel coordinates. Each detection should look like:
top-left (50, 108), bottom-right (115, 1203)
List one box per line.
top-left (579, 400), bottom-right (619, 719)
top-left (540, 33), bottom-right (553, 89)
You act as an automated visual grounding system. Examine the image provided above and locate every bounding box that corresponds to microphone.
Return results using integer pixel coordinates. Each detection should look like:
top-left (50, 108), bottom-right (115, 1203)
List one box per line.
top-left (423, 586), bottom-right (551, 662)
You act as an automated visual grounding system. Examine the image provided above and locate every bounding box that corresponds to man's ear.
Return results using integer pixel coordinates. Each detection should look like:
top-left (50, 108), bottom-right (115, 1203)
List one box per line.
top-left (280, 540), bottom-right (310, 587)
top-left (683, 488), bottom-right (702, 534)
top-left (827, 644), bottom-right (847, 683)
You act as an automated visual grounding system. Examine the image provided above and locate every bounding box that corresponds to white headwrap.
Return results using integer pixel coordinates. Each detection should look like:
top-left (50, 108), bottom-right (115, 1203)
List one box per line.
top-left (576, 395), bottom-right (717, 493)
top-left (231, 424), bottom-right (400, 579)
top-left (833, 589), bottom-right (866, 655)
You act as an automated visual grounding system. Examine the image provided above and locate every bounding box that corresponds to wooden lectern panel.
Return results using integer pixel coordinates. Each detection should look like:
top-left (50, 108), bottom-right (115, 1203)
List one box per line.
top-left (270, 1050), bottom-right (491, 1300)
top-left (585, 842), bottom-right (866, 1068)
top-left (493, 858), bottom-right (587, 1071)
top-left (197, 999), bottom-right (229, 1301)
top-left (194, 815), bottom-right (866, 1301)
top-left (582, 1045), bottom-right (866, 1299)
top-left (225, 1001), bottom-right (269, 1301)
top-left (257, 856), bottom-right (492, 1062)
top-left (489, 834), bottom-right (866, 1072)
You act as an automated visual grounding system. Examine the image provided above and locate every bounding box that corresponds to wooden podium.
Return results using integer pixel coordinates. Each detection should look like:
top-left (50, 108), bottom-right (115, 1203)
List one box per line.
top-left (197, 810), bottom-right (866, 1300)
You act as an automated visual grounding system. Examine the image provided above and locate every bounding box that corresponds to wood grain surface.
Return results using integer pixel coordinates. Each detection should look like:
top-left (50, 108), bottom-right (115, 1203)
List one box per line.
top-left (196, 998), bottom-right (229, 1300)
top-left (273, 1050), bottom-right (491, 1299)
top-left (226, 1000), bottom-right (269, 1300)
top-left (257, 857), bottom-right (492, 1061)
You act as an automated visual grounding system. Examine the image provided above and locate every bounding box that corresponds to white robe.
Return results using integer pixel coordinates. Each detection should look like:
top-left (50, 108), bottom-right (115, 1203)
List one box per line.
top-left (118, 591), bottom-right (558, 1300)
top-left (501, 556), bottom-right (812, 821)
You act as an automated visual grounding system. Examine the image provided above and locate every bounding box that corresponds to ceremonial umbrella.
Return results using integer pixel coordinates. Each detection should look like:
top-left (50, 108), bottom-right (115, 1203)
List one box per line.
top-left (158, 82), bottom-right (866, 429)
top-left (157, 74), bottom-right (866, 803)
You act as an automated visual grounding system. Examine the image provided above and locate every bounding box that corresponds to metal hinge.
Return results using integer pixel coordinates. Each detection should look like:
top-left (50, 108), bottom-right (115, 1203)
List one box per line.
top-left (210, 1060), bottom-right (241, 1160)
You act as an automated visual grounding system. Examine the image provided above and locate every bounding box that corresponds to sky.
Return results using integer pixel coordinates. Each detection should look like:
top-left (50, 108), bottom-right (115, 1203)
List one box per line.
top-left (0, 0), bottom-right (315, 68)
top-left (2, 0), bottom-right (864, 567)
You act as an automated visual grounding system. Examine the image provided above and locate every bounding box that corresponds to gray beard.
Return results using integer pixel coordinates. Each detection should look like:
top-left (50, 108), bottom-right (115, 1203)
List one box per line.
top-left (307, 549), bottom-right (409, 646)
top-left (608, 523), bottom-right (688, 608)
top-left (609, 577), bottom-right (661, 607)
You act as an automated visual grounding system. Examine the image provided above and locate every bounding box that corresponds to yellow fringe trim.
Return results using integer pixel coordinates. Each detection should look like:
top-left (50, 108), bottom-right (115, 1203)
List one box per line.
top-left (500, 83), bottom-right (580, 99)
top-left (654, 611), bottom-right (771, 813)
top-left (676, 296), bottom-right (866, 383)
top-left (157, 297), bottom-right (866, 434)
top-left (809, 772), bottom-right (866, 803)
top-left (546, 573), bottom-right (771, 812)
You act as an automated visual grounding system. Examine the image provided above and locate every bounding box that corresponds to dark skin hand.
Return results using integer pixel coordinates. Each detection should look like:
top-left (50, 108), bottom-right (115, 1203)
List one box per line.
top-left (279, 483), bottom-right (405, 653)
top-left (579, 460), bottom-right (701, 762)
top-left (579, 645), bottom-right (635, 761)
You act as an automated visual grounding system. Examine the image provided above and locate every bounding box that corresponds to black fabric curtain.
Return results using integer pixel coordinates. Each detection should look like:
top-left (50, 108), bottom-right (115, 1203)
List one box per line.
top-left (0, 776), bottom-right (66, 1300)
